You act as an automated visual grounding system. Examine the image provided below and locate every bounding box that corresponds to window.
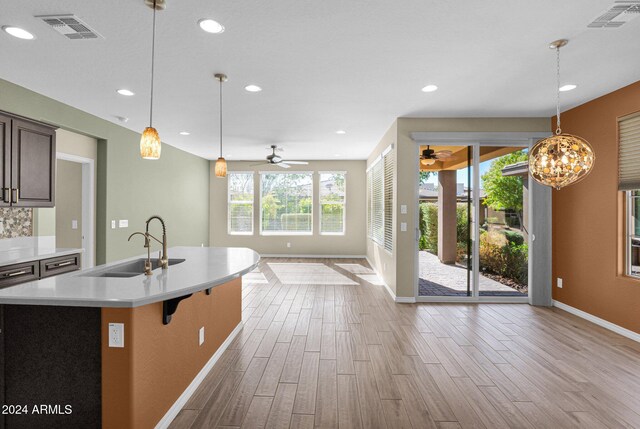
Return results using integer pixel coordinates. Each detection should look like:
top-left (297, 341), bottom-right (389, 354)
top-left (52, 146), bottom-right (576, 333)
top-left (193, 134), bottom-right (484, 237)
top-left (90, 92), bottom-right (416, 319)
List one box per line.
top-left (261, 172), bottom-right (313, 234)
top-left (619, 113), bottom-right (640, 278)
top-left (627, 191), bottom-right (640, 278)
top-left (228, 172), bottom-right (254, 234)
top-left (367, 146), bottom-right (394, 252)
top-left (319, 172), bottom-right (346, 234)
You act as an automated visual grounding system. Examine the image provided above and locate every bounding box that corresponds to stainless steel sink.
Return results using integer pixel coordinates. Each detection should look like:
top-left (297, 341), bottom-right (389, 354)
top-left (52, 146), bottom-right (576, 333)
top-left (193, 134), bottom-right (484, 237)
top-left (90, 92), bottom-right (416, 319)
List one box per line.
top-left (82, 258), bottom-right (185, 278)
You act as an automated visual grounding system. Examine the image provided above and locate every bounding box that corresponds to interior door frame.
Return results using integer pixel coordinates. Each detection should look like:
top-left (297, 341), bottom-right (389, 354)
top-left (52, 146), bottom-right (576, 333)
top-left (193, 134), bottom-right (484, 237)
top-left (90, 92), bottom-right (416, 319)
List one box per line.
top-left (411, 132), bottom-right (551, 303)
top-left (57, 152), bottom-right (95, 269)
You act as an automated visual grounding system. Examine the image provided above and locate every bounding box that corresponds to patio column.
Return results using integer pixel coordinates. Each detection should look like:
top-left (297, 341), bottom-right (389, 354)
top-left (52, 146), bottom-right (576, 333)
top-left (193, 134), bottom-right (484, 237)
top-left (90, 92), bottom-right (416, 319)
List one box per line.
top-left (438, 170), bottom-right (457, 264)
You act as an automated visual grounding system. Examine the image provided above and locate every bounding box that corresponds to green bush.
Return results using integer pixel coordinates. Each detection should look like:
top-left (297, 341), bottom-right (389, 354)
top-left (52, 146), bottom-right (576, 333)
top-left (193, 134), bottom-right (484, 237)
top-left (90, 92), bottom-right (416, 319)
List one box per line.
top-left (419, 203), bottom-right (438, 253)
top-left (504, 230), bottom-right (524, 246)
top-left (479, 231), bottom-right (528, 285)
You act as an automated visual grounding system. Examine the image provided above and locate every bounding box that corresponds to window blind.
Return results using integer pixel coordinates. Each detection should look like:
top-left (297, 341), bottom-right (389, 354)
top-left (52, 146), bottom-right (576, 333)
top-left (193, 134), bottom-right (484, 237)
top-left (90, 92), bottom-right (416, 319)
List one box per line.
top-left (383, 150), bottom-right (394, 252)
top-left (366, 170), bottom-right (372, 238)
top-left (319, 172), bottom-right (346, 234)
top-left (228, 172), bottom-right (254, 234)
top-left (619, 112), bottom-right (640, 191)
top-left (371, 161), bottom-right (384, 245)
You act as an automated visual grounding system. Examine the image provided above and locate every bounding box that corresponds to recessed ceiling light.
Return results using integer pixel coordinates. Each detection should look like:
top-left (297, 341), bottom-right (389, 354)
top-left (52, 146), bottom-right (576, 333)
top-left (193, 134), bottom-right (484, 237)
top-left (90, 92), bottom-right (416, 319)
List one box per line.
top-left (179, 131), bottom-right (190, 136)
top-left (2, 26), bottom-right (35, 40)
top-left (334, 154), bottom-right (341, 157)
top-left (117, 89), bottom-right (135, 96)
top-left (336, 130), bottom-right (346, 135)
top-left (198, 19), bottom-right (225, 34)
top-left (559, 84), bottom-right (577, 92)
top-left (244, 85), bottom-right (262, 92)
top-left (421, 84), bottom-right (438, 93)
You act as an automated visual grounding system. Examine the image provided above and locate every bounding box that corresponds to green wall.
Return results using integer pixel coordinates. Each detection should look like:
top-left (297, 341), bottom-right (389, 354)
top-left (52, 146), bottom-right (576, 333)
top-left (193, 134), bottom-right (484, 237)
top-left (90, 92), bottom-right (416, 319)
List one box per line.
top-left (0, 79), bottom-right (210, 264)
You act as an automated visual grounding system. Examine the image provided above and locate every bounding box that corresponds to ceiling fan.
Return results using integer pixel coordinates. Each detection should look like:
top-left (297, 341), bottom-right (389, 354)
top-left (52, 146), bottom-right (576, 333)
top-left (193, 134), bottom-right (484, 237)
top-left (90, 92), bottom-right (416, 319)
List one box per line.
top-left (420, 145), bottom-right (454, 166)
top-left (252, 145), bottom-right (309, 169)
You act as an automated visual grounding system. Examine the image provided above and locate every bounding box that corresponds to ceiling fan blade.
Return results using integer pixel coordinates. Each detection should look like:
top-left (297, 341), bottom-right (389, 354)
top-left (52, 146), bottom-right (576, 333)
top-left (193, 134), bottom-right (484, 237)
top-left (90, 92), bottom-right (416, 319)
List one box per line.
top-left (277, 163), bottom-right (291, 169)
top-left (284, 161), bottom-right (308, 165)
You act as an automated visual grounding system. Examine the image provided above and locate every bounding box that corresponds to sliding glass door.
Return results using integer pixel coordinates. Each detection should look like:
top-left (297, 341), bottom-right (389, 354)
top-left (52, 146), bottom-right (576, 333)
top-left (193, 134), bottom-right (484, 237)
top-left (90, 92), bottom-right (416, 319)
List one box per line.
top-left (417, 143), bottom-right (529, 301)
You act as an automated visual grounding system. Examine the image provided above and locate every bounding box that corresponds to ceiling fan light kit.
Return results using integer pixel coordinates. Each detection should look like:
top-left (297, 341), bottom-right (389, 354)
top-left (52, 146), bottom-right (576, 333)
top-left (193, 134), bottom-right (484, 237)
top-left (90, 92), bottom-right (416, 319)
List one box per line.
top-left (420, 145), bottom-right (453, 167)
top-left (529, 39), bottom-right (595, 190)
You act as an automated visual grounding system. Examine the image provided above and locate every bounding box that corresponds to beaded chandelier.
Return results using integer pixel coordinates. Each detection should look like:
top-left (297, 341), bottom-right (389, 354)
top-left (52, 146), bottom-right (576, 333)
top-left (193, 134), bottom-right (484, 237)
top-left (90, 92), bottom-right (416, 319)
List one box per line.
top-left (529, 39), bottom-right (595, 190)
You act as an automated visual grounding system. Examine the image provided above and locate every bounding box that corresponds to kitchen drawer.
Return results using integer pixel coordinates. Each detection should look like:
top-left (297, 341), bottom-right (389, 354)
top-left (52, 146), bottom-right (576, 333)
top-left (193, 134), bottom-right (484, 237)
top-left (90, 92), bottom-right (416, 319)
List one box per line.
top-left (0, 261), bottom-right (39, 289)
top-left (40, 253), bottom-right (81, 278)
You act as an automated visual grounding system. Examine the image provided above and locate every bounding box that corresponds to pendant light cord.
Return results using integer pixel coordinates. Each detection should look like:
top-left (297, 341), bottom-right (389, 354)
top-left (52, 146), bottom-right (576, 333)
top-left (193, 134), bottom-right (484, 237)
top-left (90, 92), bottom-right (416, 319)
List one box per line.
top-left (149, 0), bottom-right (157, 127)
top-left (555, 46), bottom-right (561, 135)
top-left (219, 77), bottom-right (223, 157)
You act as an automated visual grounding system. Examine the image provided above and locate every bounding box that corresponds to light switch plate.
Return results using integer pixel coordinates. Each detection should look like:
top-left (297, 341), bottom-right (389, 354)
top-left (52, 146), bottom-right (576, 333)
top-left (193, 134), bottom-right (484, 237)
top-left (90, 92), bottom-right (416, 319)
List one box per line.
top-left (111, 220), bottom-right (116, 229)
top-left (400, 222), bottom-right (407, 232)
top-left (72, 220), bottom-right (78, 230)
top-left (199, 327), bottom-right (205, 346)
top-left (119, 219), bottom-right (129, 228)
top-left (400, 205), bottom-right (407, 214)
top-left (108, 323), bottom-right (124, 348)
top-left (557, 278), bottom-right (563, 288)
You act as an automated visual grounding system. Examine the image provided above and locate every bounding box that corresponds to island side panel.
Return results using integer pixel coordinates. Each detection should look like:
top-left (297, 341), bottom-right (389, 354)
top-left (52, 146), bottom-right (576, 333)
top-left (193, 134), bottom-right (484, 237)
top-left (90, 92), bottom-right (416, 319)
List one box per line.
top-left (101, 277), bottom-right (242, 429)
top-left (2, 305), bottom-right (102, 429)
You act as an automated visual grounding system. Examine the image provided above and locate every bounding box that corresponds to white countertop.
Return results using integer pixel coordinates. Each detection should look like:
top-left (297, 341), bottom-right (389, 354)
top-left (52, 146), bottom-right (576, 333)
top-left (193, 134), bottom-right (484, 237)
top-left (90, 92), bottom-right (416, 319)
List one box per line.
top-left (0, 246), bottom-right (259, 308)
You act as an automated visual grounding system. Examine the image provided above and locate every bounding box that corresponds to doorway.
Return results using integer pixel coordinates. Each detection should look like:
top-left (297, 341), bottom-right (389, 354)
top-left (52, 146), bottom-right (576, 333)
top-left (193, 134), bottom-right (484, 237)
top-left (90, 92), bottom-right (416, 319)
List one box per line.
top-left (412, 132), bottom-right (550, 303)
top-left (56, 153), bottom-right (95, 269)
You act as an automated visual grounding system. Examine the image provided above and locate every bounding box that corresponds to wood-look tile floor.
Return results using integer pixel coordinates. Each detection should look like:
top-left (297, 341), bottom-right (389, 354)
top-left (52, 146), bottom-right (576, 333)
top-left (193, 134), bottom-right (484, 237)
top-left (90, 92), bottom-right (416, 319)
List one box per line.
top-left (170, 258), bottom-right (640, 429)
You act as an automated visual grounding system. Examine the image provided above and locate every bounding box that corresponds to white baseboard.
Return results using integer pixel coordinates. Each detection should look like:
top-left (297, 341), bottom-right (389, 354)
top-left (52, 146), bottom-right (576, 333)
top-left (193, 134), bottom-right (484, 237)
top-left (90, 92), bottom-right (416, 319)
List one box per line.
top-left (364, 257), bottom-right (416, 303)
top-left (155, 321), bottom-right (244, 429)
top-left (553, 300), bottom-right (640, 344)
top-left (261, 254), bottom-right (367, 258)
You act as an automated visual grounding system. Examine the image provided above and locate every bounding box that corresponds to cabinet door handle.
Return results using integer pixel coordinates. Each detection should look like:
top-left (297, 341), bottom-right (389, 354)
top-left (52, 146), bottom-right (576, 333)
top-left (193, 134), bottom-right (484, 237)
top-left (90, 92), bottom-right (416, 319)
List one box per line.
top-left (3, 270), bottom-right (28, 278)
top-left (11, 188), bottom-right (19, 204)
top-left (2, 188), bottom-right (9, 203)
top-left (52, 261), bottom-right (73, 268)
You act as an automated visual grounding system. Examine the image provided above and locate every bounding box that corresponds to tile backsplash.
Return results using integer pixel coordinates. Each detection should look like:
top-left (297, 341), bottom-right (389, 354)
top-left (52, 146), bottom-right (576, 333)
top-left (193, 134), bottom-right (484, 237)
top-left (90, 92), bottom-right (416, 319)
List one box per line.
top-left (0, 208), bottom-right (33, 239)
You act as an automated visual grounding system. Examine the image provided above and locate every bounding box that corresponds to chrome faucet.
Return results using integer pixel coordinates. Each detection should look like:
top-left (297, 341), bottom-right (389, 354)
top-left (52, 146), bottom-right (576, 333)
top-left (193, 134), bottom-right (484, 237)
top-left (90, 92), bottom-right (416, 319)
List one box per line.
top-left (146, 215), bottom-right (168, 269)
top-left (128, 232), bottom-right (153, 276)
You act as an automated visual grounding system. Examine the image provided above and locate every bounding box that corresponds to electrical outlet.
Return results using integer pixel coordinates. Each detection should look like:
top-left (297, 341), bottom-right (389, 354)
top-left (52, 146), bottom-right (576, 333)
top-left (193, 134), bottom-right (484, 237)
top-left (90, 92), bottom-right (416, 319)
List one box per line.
top-left (108, 323), bottom-right (124, 348)
top-left (400, 205), bottom-right (407, 214)
top-left (557, 278), bottom-right (563, 288)
top-left (287, 242), bottom-right (291, 248)
top-left (400, 222), bottom-right (407, 232)
top-left (199, 327), bottom-right (205, 346)
top-left (71, 219), bottom-right (78, 230)
top-left (111, 220), bottom-right (116, 229)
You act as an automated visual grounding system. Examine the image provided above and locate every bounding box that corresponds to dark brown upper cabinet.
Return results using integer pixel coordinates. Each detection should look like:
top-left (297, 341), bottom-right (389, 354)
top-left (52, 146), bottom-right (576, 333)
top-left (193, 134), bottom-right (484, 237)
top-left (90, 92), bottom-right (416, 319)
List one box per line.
top-left (0, 111), bottom-right (56, 208)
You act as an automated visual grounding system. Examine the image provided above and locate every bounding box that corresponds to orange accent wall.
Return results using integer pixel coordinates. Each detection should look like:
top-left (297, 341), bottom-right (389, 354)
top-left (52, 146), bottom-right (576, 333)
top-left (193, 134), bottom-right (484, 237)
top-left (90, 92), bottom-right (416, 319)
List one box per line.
top-left (101, 278), bottom-right (242, 429)
top-left (553, 80), bottom-right (640, 333)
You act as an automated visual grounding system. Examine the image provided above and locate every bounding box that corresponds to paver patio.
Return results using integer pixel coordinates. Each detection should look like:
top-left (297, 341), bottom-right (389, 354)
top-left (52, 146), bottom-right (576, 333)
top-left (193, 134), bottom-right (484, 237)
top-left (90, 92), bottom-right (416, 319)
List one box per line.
top-left (418, 250), bottom-right (525, 297)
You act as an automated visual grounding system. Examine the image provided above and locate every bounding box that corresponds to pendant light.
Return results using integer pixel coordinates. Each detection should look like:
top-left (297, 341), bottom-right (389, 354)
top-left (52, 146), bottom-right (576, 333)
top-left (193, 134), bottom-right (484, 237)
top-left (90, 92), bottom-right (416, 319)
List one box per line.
top-left (214, 73), bottom-right (228, 178)
top-left (140, 0), bottom-right (165, 160)
top-left (529, 39), bottom-right (595, 190)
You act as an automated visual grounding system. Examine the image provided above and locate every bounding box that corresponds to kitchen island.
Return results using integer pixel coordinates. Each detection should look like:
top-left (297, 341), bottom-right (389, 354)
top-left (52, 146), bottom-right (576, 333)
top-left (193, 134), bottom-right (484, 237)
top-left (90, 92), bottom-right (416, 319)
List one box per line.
top-left (0, 246), bottom-right (259, 429)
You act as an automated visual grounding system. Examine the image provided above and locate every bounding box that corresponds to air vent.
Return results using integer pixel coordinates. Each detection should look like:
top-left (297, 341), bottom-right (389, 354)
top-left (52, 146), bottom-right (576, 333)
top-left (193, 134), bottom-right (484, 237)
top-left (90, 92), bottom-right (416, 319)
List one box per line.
top-left (35, 14), bottom-right (103, 39)
top-left (588, 1), bottom-right (640, 28)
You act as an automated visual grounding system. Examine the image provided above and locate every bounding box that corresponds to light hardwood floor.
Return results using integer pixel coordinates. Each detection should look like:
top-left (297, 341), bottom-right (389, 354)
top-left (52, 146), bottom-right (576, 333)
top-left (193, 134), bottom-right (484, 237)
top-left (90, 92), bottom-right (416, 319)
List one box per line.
top-left (170, 258), bottom-right (640, 429)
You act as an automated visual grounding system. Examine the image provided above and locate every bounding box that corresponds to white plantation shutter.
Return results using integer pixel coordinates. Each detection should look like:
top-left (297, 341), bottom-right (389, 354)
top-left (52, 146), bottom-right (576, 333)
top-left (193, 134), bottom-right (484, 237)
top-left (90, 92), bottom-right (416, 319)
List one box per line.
top-left (371, 161), bottom-right (384, 245)
top-left (366, 144), bottom-right (394, 252)
top-left (383, 150), bottom-right (394, 252)
top-left (619, 113), bottom-right (640, 191)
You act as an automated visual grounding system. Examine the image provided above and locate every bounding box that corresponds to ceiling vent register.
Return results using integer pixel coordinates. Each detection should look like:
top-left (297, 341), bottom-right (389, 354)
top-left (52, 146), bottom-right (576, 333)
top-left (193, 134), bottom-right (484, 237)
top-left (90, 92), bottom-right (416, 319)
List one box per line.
top-left (588, 1), bottom-right (640, 28)
top-left (36, 14), bottom-right (103, 39)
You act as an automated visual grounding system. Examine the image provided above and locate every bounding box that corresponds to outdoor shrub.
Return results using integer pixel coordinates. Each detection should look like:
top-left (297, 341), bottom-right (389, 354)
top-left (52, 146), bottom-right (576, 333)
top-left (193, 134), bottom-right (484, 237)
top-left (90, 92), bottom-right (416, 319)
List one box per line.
top-left (420, 203), bottom-right (438, 253)
top-left (456, 204), bottom-right (469, 262)
top-left (504, 230), bottom-right (524, 246)
top-left (280, 213), bottom-right (311, 231)
top-left (479, 231), bottom-right (528, 285)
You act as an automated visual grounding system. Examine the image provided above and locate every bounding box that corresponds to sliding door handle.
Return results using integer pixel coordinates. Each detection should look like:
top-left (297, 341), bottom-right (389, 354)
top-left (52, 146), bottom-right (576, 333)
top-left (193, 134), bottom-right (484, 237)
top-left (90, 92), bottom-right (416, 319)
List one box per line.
top-left (11, 188), bottom-right (19, 204)
top-left (2, 187), bottom-right (9, 203)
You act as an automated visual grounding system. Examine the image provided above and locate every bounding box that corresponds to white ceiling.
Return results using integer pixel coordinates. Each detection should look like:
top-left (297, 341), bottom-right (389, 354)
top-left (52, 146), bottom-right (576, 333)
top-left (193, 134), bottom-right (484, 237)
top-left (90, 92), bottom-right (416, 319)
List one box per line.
top-left (1, 0), bottom-right (639, 161)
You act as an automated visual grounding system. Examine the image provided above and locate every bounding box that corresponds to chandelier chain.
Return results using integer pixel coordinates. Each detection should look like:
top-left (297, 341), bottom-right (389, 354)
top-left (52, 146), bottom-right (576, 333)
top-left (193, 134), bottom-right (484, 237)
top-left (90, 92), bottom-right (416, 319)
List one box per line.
top-left (149, 0), bottom-right (157, 127)
top-left (556, 46), bottom-right (561, 135)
